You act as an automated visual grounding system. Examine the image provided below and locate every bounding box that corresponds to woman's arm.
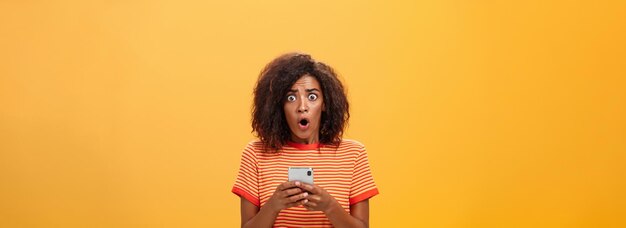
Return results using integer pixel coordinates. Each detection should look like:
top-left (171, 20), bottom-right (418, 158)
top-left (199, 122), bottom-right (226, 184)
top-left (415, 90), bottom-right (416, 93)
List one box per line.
top-left (240, 181), bottom-right (308, 228)
top-left (301, 183), bottom-right (369, 228)
top-left (324, 199), bottom-right (369, 228)
top-left (240, 197), bottom-right (277, 228)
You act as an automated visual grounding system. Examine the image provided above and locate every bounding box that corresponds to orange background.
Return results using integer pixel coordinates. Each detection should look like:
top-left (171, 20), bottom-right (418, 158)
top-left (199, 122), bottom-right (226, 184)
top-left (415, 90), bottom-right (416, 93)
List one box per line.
top-left (1, 1), bottom-right (625, 227)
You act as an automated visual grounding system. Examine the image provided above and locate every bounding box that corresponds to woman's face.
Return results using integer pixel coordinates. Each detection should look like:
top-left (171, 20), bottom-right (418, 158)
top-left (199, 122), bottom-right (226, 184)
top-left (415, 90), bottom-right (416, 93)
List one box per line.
top-left (283, 75), bottom-right (325, 144)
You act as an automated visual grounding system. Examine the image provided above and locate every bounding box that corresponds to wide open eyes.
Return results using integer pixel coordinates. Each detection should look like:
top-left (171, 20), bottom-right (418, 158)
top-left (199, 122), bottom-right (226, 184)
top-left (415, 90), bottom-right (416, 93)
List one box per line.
top-left (286, 93), bottom-right (318, 102)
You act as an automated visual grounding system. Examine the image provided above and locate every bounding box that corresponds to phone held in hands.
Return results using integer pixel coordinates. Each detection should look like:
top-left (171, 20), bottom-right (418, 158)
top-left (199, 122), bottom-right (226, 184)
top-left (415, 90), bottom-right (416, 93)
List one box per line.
top-left (288, 167), bottom-right (314, 185)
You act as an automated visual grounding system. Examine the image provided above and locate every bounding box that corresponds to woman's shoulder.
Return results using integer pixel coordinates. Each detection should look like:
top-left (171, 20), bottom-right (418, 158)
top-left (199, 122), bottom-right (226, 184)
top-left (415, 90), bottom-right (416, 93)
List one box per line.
top-left (241, 140), bottom-right (265, 154)
top-left (245, 139), bottom-right (264, 147)
top-left (242, 140), bottom-right (279, 155)
top-left (338, 139), bottom-right (366, 149)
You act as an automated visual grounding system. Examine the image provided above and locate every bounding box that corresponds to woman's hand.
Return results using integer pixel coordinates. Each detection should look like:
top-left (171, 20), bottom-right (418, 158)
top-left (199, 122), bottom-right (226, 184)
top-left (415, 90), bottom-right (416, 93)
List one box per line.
top-left (264, 181), bottom-right (309, 213)
top-left (300, 183), bottom-right (339, 213)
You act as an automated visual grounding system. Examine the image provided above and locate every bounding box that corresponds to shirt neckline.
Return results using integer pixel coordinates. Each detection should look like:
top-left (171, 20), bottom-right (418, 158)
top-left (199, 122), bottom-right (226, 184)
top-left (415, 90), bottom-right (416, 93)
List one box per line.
top-left (286, 141), bottom-right (323, 150)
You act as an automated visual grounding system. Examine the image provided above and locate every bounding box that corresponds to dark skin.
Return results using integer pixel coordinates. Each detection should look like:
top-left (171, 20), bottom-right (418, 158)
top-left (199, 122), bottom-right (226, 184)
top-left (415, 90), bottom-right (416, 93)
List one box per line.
top-left (240, 181), bottom-right (369, 228)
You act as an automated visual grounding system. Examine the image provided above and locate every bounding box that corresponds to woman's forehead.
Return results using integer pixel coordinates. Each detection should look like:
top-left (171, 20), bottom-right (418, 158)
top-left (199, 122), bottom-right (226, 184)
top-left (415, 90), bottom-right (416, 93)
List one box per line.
top-left (291, 75), bottom-right (320, 89)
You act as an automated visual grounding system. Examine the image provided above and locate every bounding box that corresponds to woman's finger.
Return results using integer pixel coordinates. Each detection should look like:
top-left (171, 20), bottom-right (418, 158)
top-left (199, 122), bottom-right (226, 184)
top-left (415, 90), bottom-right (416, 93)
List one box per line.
top-left (288, 192), bottom-right (308, 203)
top-left (277, 181), bottom-right (301, 191)
top-left (304, 201), bottom-right (317, 208)
top-left (300, 183), bottom-right (320, 195)
top-left (283, 187), bottom-right (302, 196)
top-left (305, 194), bottom-right (321, 203)
top-left (285, 198), bottom-right (308, 208)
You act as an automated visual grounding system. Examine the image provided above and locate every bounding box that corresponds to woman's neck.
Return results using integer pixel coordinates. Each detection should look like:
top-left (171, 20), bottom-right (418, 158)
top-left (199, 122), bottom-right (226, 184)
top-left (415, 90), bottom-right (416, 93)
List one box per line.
top-left (290, 135), bottom-right (319, 144)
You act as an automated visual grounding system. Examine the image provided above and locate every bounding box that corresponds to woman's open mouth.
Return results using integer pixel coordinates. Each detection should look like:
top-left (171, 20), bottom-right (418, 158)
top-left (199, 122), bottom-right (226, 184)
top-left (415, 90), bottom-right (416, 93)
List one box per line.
top-left (298, 118), bottom-right (310, 130)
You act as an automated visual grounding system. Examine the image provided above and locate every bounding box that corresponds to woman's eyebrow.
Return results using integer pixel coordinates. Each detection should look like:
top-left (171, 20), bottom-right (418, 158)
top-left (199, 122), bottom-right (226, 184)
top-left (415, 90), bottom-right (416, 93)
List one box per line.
top-left (305, 88), bottom-right (320, 92)
top-left (288, 88), bottom-right (320, 93)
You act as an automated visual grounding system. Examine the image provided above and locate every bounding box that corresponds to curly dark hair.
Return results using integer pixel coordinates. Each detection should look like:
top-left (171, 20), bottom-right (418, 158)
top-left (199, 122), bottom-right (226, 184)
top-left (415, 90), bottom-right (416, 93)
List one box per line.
top-left (251, 53), bottom-right (349, 152)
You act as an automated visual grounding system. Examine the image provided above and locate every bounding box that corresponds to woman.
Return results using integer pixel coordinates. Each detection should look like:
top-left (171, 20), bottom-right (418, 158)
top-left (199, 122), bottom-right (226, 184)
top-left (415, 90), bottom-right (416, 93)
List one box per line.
top-left (232, 53), bottom-right (378, 227)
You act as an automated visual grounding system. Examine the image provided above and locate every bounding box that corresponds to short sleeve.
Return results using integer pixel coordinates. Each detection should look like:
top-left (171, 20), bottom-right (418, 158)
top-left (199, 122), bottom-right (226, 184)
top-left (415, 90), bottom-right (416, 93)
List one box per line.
top-left (349, 144), bottom-right (379, 205)
top-left (232, 142), bottom-right (260, 206)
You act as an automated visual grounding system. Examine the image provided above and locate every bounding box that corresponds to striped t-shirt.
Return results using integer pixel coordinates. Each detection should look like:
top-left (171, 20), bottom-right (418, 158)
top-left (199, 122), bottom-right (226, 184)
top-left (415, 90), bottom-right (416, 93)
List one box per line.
top-left (232, 139), bottom-right (379, 227)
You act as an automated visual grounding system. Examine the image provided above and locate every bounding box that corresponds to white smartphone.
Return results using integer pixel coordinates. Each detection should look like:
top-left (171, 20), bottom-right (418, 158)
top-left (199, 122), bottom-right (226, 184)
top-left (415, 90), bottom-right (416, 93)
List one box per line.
top-left (288, 167), bottom-right (314, 185)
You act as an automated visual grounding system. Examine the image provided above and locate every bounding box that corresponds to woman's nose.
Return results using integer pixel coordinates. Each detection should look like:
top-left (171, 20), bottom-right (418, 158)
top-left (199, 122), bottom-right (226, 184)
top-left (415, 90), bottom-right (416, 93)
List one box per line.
top-left (297, 99), bottom-right (308, 113)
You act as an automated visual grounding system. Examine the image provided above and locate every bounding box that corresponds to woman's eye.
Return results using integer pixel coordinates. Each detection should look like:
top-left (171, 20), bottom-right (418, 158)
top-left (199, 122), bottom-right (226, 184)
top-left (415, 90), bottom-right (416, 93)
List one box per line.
top-left (287, 95), bottom-right (296, 102)
top-left (308, 94), bottom-right (318, 101)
